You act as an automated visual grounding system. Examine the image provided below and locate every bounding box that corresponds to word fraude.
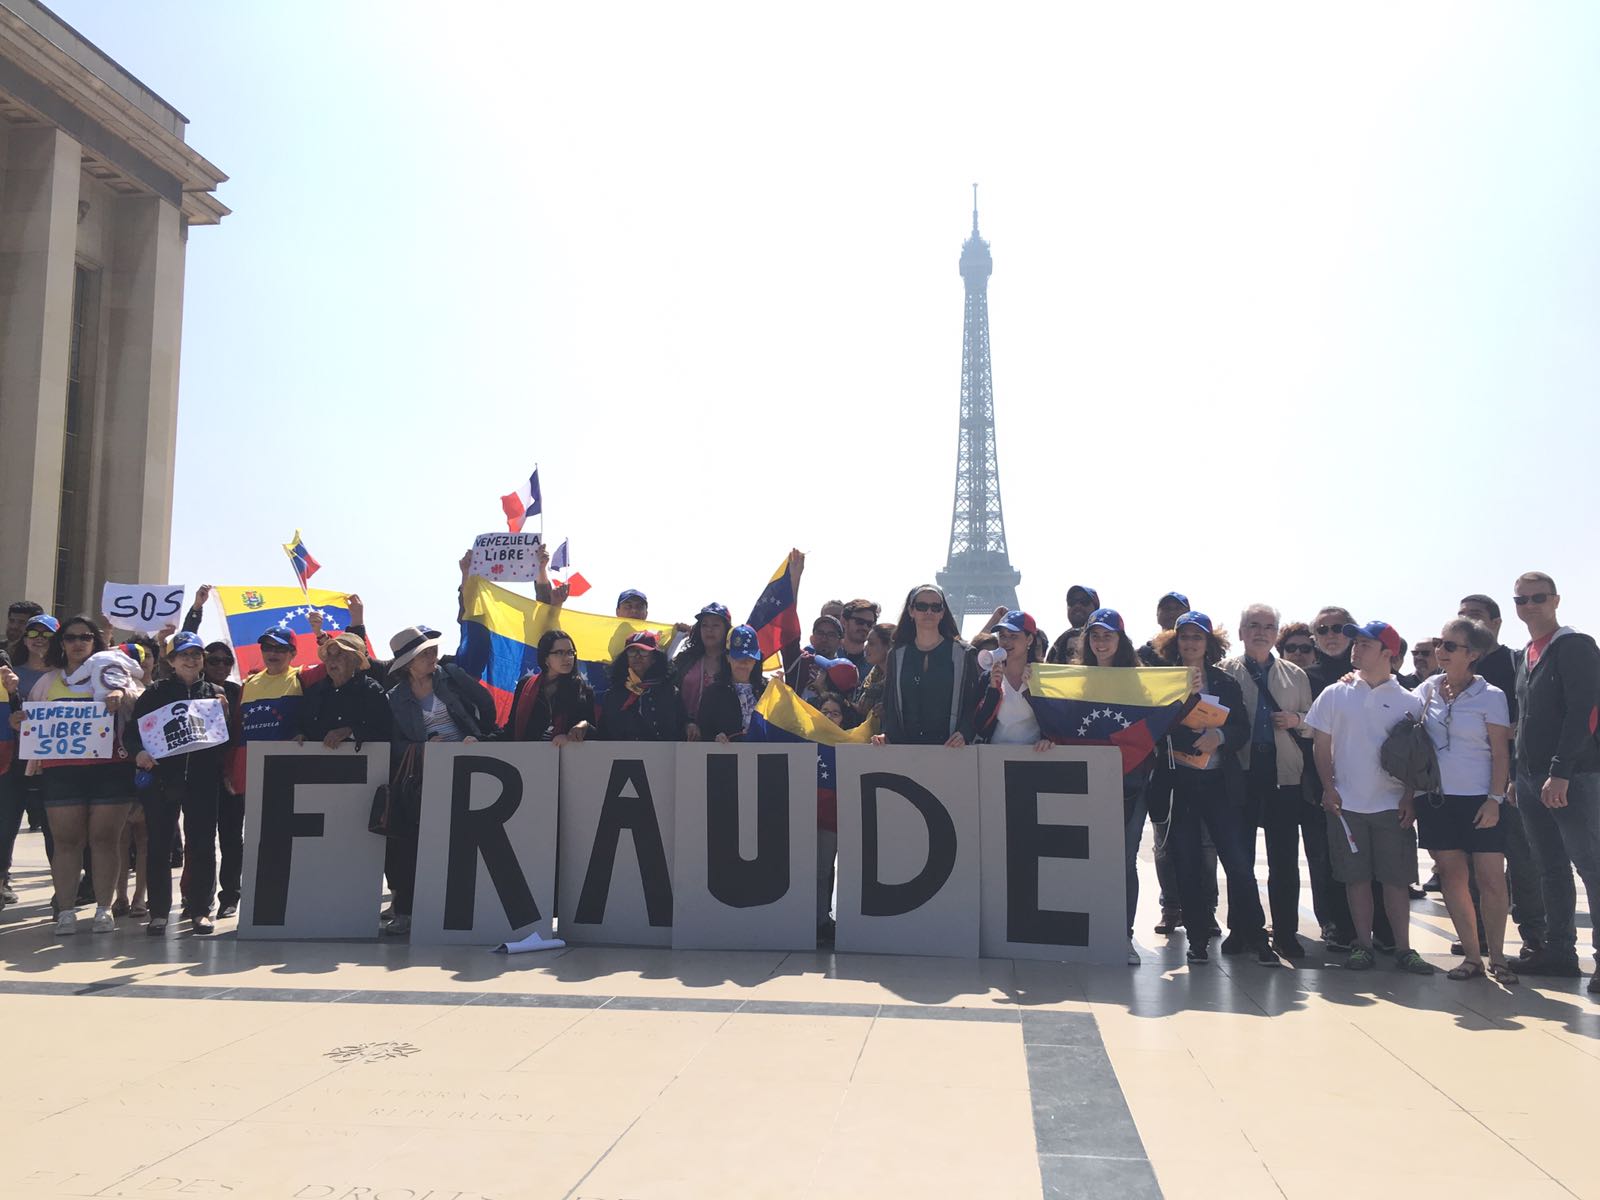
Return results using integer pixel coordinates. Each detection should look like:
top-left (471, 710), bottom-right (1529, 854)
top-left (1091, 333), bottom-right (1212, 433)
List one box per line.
top-left (238, 741), bottom-right (1129, 962)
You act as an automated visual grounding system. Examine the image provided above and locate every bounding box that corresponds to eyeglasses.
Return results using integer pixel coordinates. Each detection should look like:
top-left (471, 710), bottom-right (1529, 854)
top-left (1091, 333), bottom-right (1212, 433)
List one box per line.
top-left (911, 602), bottom-right (944, 614)
top-left (547, 648), bottom-right (577, 658)
top-left (625, 648), bottom-right (652, 658)
top-left (1314, 624), bottom-right (1347, 636)
top-left (61, 632), bottom-right (95, 643)
top-left (1434, 640), bottom-right (1465, 654)
top-left (1283, 643), bottom-right (1315, 655)
top-left (1513, 593), bottom-right (1554, 606)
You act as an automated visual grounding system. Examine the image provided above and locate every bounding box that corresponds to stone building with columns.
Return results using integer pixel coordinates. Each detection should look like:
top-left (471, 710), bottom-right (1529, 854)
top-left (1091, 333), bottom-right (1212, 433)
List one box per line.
top-left (0, 0), bottom-right (226, 618)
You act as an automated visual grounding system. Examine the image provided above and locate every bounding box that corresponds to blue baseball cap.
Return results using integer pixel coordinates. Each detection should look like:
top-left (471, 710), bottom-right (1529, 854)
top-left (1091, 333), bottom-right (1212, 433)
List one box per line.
top-left (727, 625), bottom-right (762, 661)
top-left (168, 631), bottom-right (205, 655)
top-left (1174, 611), bottom-right (1212, 633)
top-left (617, 589), bottom-right (648, 608)
top-left (1342, 620), bottom-right (1402, 657)
top-left (25, 614), bottom-right (60, 635)
top-left (695, 602), bottom-right (731, 624)
top-left (1085, 607), bottom-right (1124, 634)
top-left (1160, 591), bottom-right (1190, 609)
top-left (257, 627), bottom-right (295, 649)
top-left (995, 610), bottom-right (1037, 636)
top-left (1066, 584), bottom-right (1099, 605)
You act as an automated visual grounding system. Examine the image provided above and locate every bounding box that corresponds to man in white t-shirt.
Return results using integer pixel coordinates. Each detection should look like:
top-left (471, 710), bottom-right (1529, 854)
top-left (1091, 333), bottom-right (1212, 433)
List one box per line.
top-left (1305, 620), bottom-right (1431, 974)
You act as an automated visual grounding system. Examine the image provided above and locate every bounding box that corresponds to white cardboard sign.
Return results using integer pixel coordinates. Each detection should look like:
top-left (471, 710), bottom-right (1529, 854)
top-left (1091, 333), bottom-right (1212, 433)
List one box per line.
top-left (833, 744), bottom-right (981, 958)
top-left (672, 744), bottom-right (818, 951)
top-left (410, 742), bottom-right (560, 946)
top-left (238, 741), bottom-right (387, 939)
top-left (137, 698), bottom-right (229, 760)
top-left (558, 742), bottom-right (676, 946)
top-left (469, 531), bottom-right (543, 582)
top-left (101, 582), bottom-right (187, 634)
top-left (19, 700), bottom-right (114, 760)
top-left (977, 745), bottom-right (1127, 965)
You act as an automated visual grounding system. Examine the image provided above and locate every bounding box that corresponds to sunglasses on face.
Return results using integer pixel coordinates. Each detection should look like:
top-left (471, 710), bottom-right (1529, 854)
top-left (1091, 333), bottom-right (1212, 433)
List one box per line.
top-left (911, 602), bottom-right (944, 614)
top-left (1283, 643), bottom-right (1314, 655)
top-left (845, 615), bottom-right (874, 626)
top-left (24, 630), bottom-right (50, 639)
top-left (1513, 593), bottom-right (1554, 606)
top-left (1314, 624), bottom-right (1347, 636)
top-left (1434, 639), bottom-right (1466, 654)
top-left (61, 632), bottom-right (95, 643)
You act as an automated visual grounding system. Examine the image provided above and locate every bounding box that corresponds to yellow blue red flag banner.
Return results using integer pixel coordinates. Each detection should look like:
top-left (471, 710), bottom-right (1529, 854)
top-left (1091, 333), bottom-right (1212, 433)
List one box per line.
top-left (1025, 664), bottom-right (1193, 773)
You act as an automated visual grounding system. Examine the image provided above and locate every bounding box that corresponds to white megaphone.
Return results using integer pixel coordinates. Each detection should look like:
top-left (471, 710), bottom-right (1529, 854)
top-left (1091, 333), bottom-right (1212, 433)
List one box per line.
top-left (977, 646), bottom-right (1008, 672)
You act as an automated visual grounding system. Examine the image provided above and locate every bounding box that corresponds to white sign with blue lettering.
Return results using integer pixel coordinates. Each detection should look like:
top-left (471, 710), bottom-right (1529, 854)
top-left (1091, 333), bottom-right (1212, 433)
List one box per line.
top-left (19, 700), bottom-right (115, 760)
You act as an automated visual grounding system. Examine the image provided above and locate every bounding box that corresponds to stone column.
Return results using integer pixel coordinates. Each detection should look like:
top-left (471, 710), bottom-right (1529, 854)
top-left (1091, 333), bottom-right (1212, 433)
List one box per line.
top-left (0, 125), bottom-right (80, 609)
top-left (96, 192), bottom-right (186, 590)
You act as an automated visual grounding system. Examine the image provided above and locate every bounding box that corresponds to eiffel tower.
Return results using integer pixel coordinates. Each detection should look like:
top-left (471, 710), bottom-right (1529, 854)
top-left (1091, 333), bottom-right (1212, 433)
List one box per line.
top-left (937, 187), bottom-right (1021, 624)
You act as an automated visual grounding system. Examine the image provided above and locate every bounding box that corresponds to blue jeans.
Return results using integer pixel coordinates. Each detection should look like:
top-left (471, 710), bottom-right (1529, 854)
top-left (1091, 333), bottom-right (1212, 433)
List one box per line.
top-left (1171, 770), bottom-right (1265, 941)
top-left (1516, 768), bottom-right (1600, 959)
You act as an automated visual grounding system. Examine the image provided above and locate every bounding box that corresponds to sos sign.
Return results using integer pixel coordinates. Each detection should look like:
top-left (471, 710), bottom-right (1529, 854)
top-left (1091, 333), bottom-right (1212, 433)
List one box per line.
top-left (19, 701), bottom-right (115, 760)
top-left (101, 582), bottom-right (187, 634)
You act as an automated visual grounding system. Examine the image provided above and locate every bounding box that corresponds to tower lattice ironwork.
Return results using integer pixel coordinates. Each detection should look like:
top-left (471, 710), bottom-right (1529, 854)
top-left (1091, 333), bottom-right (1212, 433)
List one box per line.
top-left (937, 187), bottom-right (1021, 623)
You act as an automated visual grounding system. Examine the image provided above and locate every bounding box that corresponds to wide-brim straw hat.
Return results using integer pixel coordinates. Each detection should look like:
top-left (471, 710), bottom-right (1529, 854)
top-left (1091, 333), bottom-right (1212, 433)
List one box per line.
top-left (319, 631), bottom-right (371, 670)
top-left (388, 625), bottom-right (442, 673)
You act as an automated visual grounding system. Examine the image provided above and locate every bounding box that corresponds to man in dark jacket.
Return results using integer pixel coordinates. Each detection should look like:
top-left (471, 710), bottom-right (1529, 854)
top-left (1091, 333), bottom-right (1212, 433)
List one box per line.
top-left (1508, 572), bottom-right (1600, 991)
top-left (126, 632), bottom-right (229, 935)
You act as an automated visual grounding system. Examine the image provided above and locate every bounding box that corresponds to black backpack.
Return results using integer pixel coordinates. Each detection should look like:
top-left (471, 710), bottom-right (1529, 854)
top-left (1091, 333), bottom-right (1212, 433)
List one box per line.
top-left (1380, 714), bottom-right (1440, 795)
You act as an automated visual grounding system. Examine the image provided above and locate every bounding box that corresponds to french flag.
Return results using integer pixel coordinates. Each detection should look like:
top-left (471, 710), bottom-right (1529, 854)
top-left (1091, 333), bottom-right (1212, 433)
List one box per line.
top-left (548, 537), bottom-right (591, 599)
top-left (500, 468), bottom-right (542, 533)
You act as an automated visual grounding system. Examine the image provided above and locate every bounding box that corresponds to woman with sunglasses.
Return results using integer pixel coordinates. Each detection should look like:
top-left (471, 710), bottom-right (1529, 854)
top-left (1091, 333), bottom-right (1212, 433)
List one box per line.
top-left (508, 630), bottom-right (597, 744)
top-left (1074, 608), bottom-right (1159, 963)
top-left (27, 616), bottom-right (141, 934)
top-left (877, 584), bottom-right (979, 747)
top-left (1412, 617), bottom-right (1515, 983)
top-left (1, 614), bottom-right (58, 907)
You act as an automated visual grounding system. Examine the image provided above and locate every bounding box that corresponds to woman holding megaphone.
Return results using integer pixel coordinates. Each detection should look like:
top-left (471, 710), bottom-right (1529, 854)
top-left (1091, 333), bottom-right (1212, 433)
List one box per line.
top-left (973, 611), bottom-right (1052, 752)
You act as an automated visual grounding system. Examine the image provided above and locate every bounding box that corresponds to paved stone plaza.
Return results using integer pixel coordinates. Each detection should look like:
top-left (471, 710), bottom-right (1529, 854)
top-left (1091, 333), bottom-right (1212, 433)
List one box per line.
top-left (0, 833), bottom-right (1594, 1200)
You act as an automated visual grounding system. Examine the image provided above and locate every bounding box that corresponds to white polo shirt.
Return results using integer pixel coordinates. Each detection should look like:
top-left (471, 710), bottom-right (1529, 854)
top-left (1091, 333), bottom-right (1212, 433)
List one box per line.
top-left (1305, 675), bottom-right (1422, 813)
top-left (1412, 675), bottom-right (1510, 796)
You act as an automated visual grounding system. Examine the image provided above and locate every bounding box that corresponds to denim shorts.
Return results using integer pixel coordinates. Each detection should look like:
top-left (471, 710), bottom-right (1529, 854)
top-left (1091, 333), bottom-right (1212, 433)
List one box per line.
top-left (42, 763), bottom-right (134, 808)
top-left (1416, 793), bottom-right (1506, 854)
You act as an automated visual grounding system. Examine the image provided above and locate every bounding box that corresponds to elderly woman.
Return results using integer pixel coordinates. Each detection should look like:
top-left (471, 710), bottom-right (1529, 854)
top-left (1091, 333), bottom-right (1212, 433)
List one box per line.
top-left (127, 632), bottom-right (228, 935)
top-left (1154, 614), bottom-right (1273, 965)
top-left (1413, 617), bottom-right (1515, 983)
top-left (381, 625), bottom-right (497, 935)
top-left (28, 616), bottom-right (139, 934)
top-left (298, 632), bottom-right (392, 747)
top-left (878, 584), bottom-right (980, 747)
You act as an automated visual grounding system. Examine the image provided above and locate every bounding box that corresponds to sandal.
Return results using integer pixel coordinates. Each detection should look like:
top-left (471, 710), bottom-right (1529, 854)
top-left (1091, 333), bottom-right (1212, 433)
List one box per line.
top-left (129, 902), bottom-right (148, 918)
top-left (1488, 961), bottom-right (1519, 986)
top-left (1446, 960), bottom-right (1485, 981)
top-left (112, 899), bottom-right (130, 917)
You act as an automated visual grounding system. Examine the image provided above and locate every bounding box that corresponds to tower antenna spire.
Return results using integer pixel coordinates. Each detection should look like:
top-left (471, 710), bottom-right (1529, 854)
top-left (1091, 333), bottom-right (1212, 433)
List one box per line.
top-left (972, 182), bottom-right (979, 234)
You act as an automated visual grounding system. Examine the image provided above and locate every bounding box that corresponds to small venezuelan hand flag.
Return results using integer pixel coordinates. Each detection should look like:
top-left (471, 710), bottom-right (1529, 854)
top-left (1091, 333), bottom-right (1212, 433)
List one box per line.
top-left (282, 530), bottom-right (320, 594)
top-left (746, 553), bottom-right (801, 665)
top-left (1026, 664), bottom-right (1193, 774)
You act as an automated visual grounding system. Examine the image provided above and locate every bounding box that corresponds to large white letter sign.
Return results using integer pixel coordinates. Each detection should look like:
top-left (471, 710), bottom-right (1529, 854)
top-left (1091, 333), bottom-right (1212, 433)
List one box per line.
top-left (410, 743), bottom-right (559, 946)
top-left (238, 742), bottom-right (387, 940)
top-left (558, 743), bottom-right (676, 946)
top-left (833, 745), bottom-right (980, 958)
top-left (672, 744), bottom-right (817, 951)
top-left (978, 745), bottom-right (1126, 965)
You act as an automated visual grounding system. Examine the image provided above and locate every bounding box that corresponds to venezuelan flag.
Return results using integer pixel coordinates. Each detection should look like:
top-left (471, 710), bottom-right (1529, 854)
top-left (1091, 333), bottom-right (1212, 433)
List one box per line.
top-left (456, 575), bottom-right (673, 724)
top-left (746, 678), bottom-right (877, 832)
top-left (1026, 664), bottom-right (1193, 773)
top-left (746, 553), bottom-right (801, 664)
top-left (212, 586), bottom-right (351, 676)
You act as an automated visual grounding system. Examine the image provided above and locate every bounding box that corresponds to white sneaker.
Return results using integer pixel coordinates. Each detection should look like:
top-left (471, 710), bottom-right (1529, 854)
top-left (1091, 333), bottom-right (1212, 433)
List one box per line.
top-left (1126, 941), bottom-right (1141, 966)
top-left (54, 909), bottom-right (77, 936)
top-left (91, 909), bottom-right (116, 933)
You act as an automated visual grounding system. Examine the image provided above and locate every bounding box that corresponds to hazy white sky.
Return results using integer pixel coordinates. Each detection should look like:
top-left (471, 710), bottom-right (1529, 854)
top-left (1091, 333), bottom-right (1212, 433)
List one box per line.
top-left (56, 1), bottom-right (1600, 652)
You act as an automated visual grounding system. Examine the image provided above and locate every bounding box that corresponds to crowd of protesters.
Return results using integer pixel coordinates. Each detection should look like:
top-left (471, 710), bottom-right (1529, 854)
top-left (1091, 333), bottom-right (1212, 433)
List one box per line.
top-left (1, 560), bottom-right (1595, 1000)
